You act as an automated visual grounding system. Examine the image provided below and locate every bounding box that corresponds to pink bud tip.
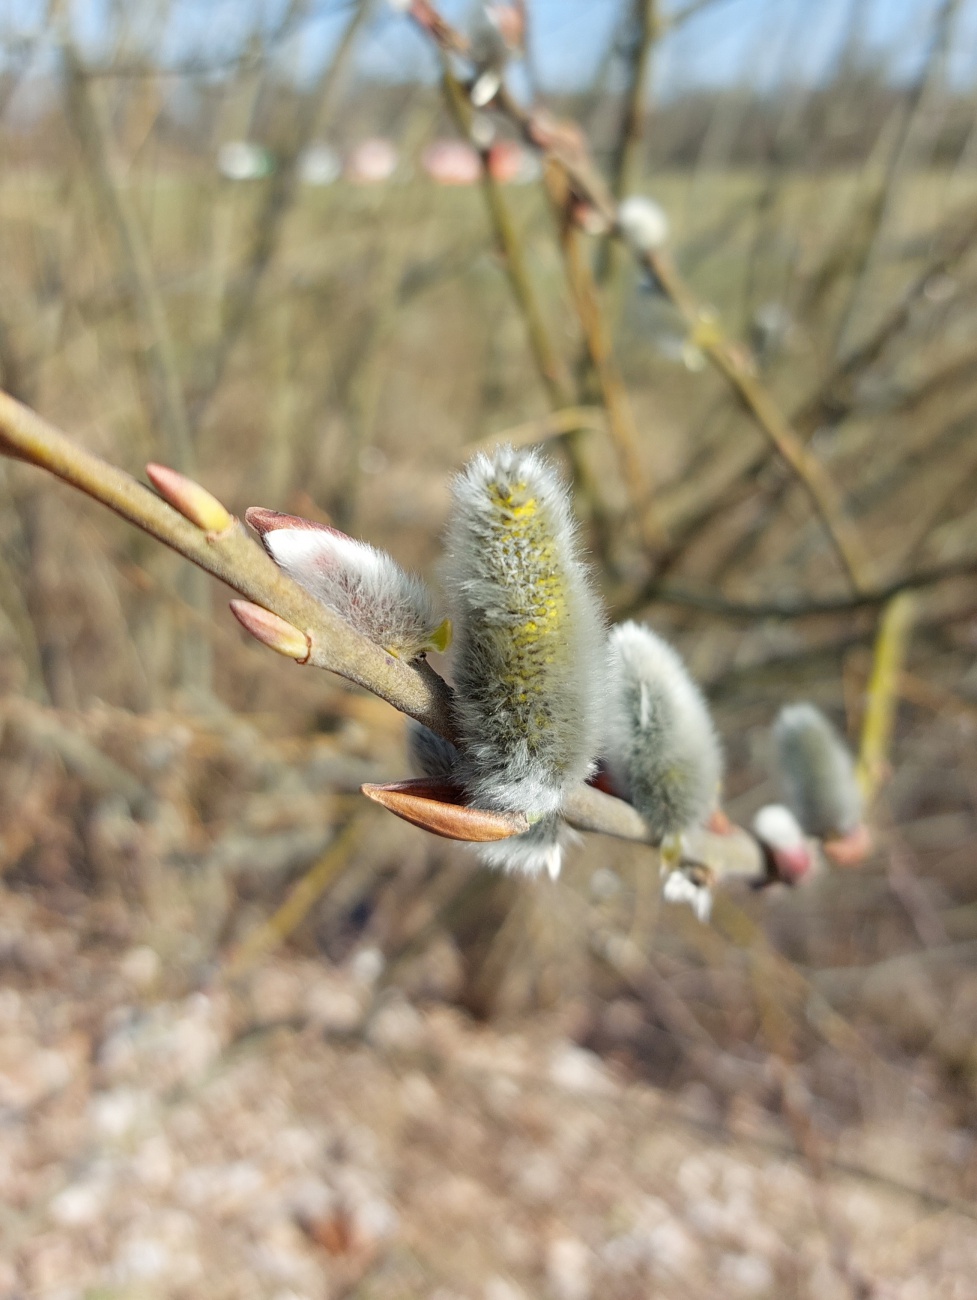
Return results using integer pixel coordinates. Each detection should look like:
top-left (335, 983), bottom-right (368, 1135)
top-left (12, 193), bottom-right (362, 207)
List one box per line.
top-left (772, 842), bottom-right (814, 885)
top-left (245, 507), bottom-right (343, 538)
top-left (823, 822), bottom-right (873, 868)
top-left (146, 464), bottom-right (233, 533)
top-left (706, 808), bottom-right (735, 836)
top-left (229, 599), bottom-right (310, 662)
top-left (361, 778), bottom-right (530, 842)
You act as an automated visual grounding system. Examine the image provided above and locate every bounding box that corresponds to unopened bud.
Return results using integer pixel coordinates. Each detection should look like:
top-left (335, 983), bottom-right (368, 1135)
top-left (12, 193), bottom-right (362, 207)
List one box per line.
top-left (146, 463), bottom-right (233, 533)
top-left (822, 822), bottom-right (873, 868)
top-left (601, 622), bottom-right (722, 842)
top-left (361, 778), bottom-right (528, 841)
top-left (773, 703), bottom-right (862, 840)
top-left (408, 722), bottom-right (566, 877)
top-left (470, 68), bottom-right (502, 108)
top-left (617, 195), bottom-right (670, 253)
top-left (443, 446), bottom-right (604, 825)
top-left (229, 600), bottom-right (310, 662)
top-left (247, 508), bottom-right (448, 662)
top-left (752, 803), bottom-right (815, 885)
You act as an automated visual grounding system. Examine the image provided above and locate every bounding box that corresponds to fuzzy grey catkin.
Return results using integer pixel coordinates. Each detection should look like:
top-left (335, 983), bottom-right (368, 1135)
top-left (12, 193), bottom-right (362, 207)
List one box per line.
top-left (773, 703), bottom-right (861, 838)
top-left (407, 720), bottom-right (460, 782)
top-left (408, 724), bottom-right (567, 879)
top-left (602, 621), bottom-right (722, 841)
top-left (443, 446), bottom-right (605, 823)
top-left (251, 515), bottom-right (450, 662)
top-left (475, 813), bottom-right (566, 881)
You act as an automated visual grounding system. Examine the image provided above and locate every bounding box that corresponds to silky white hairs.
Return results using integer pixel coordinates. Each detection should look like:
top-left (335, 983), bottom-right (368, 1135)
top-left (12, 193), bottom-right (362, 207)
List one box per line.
top-left (476, 814), bottom-right (566, 881)
top-left (602, 621), bottom-right (722, 842)
top-left (442, 446), bottom-right (605, 824)
top-left (773, 703), bottom-right (861, 839)
top-left (752, 803), bottom-right (815, 885)
top-left (247, 511), bottom-right (450, 663)
top-left (617, 195), bottom-right (670, 253)
top-left (753, 803), bottom-right (806, 853)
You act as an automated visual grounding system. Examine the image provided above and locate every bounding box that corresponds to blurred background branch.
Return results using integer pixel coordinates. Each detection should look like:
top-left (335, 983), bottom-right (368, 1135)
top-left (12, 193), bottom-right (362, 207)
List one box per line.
top-left (1, 0), bottom-right (977, 1288)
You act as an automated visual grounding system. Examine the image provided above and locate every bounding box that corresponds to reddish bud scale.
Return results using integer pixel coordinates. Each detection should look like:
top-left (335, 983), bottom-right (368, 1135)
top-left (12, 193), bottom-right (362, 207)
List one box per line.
top-left (361, 779), bottom-right (529, 841)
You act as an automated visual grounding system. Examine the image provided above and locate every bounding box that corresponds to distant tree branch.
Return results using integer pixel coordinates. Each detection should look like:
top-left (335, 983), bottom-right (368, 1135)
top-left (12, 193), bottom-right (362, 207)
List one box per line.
top-left (619, 556), bottom-right (977, 622)
top-left (403, 0), bottom-right (875, 595)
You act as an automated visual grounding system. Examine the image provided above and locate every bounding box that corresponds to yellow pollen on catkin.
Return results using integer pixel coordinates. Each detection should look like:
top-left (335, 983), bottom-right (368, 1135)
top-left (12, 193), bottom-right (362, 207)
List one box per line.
top-left (485, 480), bottom-right (570, 739)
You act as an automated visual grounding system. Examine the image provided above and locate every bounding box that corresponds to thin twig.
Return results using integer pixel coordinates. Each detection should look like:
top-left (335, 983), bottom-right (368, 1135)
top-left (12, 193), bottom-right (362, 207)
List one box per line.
top-left (593, 0), bottom-right (659, 303)
top-left (440, 68), bottom-right (572, 406)
top-left (462, 405), bottom-right (607, 456)
top-left (857, 592), bottom-right (915, 806)
top-left (644, 248), bottom-right (873, 590)
top-left (193, 0), bottom-right (371, 426)
top-left (0, 389), bottom-right (456, 738)
top-left (61, 40), bottom-right (215, 691)
top-left (618, 555), bottom-right (977, 622)
top-left (62, 44), bottom-right (194, 472)
top-left (550, 178), bottom-right (664, 546)
top-left (222, 817), bottom-right (364, 976)
top-left (404, 0), bottom-right (873, 593)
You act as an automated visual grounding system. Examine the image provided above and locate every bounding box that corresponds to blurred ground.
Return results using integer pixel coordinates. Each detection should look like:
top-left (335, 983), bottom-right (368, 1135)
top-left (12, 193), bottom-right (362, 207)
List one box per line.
top-left (3, 879), bottom-right (977, 1300)
top-left (0, 692), bottom-right (976, 1298)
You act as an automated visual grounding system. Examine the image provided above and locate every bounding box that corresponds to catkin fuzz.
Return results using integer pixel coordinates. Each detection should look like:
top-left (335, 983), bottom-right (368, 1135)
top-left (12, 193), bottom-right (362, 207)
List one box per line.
top-left (407, 720), bottom-right (460, 782)
top-left (249, 513), bottom-right (449, 662)
top-left (443, 446), bottom-right (604, 820)
top-left (602, 622), bottom-right (722, 841)
top-left (408, 719), bottom-right (567, 878)
top-left (773, 703), bottom-right (861, 838)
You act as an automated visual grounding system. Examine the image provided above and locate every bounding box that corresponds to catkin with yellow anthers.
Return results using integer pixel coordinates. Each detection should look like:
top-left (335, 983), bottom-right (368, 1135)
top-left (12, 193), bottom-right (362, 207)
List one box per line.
top-left (443, 446), bottom-right (605, 822)
top-left (773, 703), bottom-right (861, 839)
top-left (601, 622), bottom-right (723, 842)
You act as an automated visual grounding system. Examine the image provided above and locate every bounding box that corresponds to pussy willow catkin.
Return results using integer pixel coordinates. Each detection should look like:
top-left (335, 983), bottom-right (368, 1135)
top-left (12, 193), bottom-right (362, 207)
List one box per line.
top-left (773, 703), bottom-right (861, 839)
top-left (443, 446), bottom-right (604, 823)
top-left (408, 719), bottom-right (568, 879)
top-left (248, 511), bottom-right (450, 662)
top-left (602, 621), bottom-right (722, 842)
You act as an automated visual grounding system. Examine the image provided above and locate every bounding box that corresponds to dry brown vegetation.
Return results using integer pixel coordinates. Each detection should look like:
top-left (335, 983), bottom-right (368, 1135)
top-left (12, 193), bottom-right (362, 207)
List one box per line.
top-left (1, 0), bottom-right (977, 1294)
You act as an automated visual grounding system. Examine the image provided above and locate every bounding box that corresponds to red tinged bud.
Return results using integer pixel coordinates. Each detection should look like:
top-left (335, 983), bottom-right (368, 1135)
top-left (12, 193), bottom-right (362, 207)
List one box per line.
top-left (361, 778), bottom-right (530, 842)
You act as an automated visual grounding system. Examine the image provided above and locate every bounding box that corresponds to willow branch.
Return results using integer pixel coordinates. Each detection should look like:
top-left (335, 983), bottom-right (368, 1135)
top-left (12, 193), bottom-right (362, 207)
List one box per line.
top-left (0, 388), bottom-right (455, 737)
top-left (643, 248), bottom-right (873, 590)
top-left (618, 556), bottom-right (977, 622)
top-left (0, 389), bottom-right (785, 893)
top-left (551, 178), bottom-right (664, 547)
